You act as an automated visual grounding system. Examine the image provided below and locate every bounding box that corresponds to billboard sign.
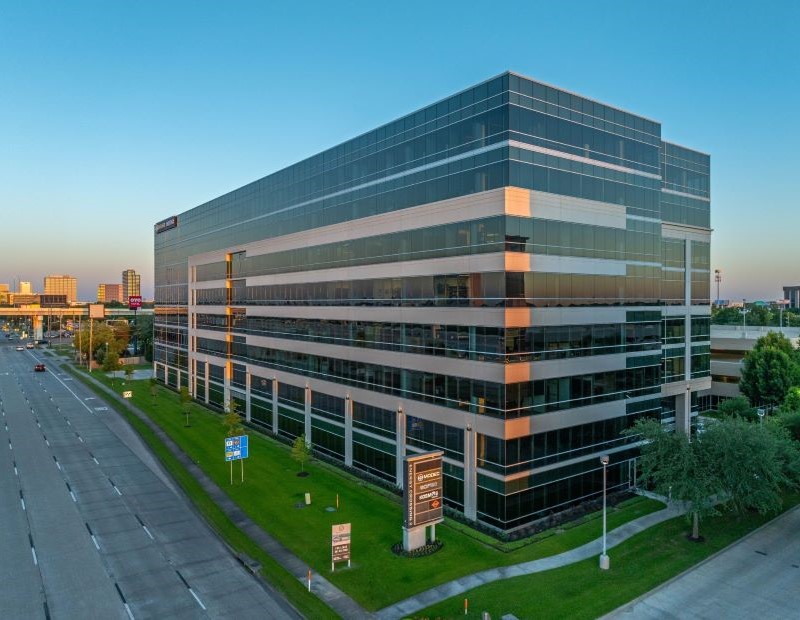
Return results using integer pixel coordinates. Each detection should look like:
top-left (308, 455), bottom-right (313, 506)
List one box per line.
top-left (403, 451), bottom-right (444, 528)
top-left (128, 295), bottom-right (142, 310)
top-left (224, 435), bottom-right (249, 462)
top-left (155, 215), bottom-right (178, 234)
top-left (89, 304), bottom-right (105, 319)
top-left (331, 523), bottom-right (351, 564)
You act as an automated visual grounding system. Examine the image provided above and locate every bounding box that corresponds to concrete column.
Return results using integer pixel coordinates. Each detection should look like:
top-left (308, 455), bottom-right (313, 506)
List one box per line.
top-left (463, 426), bottom-right (477, 521)
top-left (675, 388), bottom-right (691, 436)
top-left (395, 406), bottom-right (406, 487)
top-left (344, 395), bottom-right (353, 467)
top-left (304, 385), bottom-right (312, 445)
top-left (204, 361), bottom-right (210, 403)
top-left (223, 368), bottom-right (230, 412)
top-left (33, 316), bottom-right (43, 340)
top-left (271, 377), bottom-right (279, 434)
top-left (245, 372), bottom-right (251, 422)
top-left (680, 239), bottom-right (692, 436)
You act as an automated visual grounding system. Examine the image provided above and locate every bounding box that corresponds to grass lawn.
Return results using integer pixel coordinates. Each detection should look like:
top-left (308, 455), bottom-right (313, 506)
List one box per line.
top-left (419, 494), bottom-right (800, 619)
top-left (80, 370), bottom-right (664, 611)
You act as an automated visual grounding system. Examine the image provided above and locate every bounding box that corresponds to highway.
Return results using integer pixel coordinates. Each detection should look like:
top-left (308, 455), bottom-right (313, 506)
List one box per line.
top-left (0, 340), bottom-right (300, 619)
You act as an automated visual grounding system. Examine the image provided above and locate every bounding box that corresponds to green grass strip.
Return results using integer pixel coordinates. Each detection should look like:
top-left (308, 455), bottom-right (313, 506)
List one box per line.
top-left (420, 493), bottom-right (800, 619)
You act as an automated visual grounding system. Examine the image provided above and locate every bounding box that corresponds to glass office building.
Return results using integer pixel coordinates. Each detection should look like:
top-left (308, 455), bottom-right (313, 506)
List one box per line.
top-left (154, 72), bottom-right (710, 531)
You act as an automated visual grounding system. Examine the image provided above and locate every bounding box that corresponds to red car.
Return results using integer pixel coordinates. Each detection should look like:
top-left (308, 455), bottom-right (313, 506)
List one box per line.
top-left (34, 364), bottom-right (46, 372)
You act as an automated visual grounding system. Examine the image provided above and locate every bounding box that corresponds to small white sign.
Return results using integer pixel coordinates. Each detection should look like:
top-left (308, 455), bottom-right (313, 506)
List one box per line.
top-left (123, 391), bottom-right (133, 399)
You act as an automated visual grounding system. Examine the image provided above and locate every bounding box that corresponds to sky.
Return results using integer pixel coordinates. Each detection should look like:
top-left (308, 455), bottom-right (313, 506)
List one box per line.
top-left (0, 1), bottom-right (798, 301)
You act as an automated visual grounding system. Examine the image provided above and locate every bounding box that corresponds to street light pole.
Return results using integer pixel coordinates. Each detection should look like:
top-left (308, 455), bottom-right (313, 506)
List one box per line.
top-left (739, 299), bottom-right (749, 336)
top-left (599, 454), bottom-right (610, 570)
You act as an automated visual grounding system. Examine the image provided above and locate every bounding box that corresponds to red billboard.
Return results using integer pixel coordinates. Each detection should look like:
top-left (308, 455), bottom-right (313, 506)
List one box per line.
top-left (128, 295), bottom-right (142, 310)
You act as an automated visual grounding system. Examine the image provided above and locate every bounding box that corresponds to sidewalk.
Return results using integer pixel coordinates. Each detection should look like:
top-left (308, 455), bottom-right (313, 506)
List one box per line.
top-left (69, 358), bottom-right (686, 620)
top-left (375, 503), bottom-right (684, 620)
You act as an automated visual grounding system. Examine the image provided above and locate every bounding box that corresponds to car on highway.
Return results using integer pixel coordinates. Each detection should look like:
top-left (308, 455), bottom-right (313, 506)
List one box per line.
top-left (26, 342), bottom-right (35, 349)
top-left (34, 364), bottom-right (46, 372)
top-left (15, 345), bottom-right (24, 351)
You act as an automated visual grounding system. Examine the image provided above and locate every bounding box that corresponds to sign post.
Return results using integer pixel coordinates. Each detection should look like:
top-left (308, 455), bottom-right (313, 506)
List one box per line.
top-left (402, 450), bottom-right (444, 552)
top-left (331, 523), bottom-right (351, 571)
top-left (224, 435), bottom-right (249, 485)
top-left (128, 296), bottom-right (142, 355)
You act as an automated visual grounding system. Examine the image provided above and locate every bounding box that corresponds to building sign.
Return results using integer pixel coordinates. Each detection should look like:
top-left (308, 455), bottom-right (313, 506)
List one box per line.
top-left (224, 435), bottom-right (249, 461)
top-left (331, 523), bottom-right (351, 565)
top-left (128, 295), bottom-right (142, 310)
top-left (89, 303), bottom-right (105, 319)
top-left (403, 451), bottom-right (444, 528)
top-left (155, 215), bottom-right (178, 234)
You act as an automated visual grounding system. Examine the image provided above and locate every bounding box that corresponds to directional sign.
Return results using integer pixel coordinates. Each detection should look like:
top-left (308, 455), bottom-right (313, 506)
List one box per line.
top-left (224, 435), bottom-right (249, 462)
top-left (331, 523), bottom-right (351, 564)
top-left (122, 391), bottom-right (132, 399)
top-left (403, 451), bottom-right (444, 528)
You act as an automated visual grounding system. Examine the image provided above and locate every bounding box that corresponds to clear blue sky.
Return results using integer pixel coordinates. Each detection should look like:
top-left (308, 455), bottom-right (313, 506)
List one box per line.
top-left (0, 1), bottom-right (797, 301)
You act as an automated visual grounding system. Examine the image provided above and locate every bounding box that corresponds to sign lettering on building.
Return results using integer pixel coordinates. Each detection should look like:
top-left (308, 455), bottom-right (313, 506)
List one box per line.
top-left (155, 215), bottom-right (178, 234)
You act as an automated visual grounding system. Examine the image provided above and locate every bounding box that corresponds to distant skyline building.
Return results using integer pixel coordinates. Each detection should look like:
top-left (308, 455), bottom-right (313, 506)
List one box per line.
top-left (155, 72), bottom-right (711, 531)
top-left (0, 284), bottom-right (9, 305)
top-left (97, 283), bottom-right (123, 303)
top-left (122, 269), bottom-right (141, 300)
top-left (18, 281), bottom-right (32, 295)
top-left (44, 274), bottom-right (78, 304)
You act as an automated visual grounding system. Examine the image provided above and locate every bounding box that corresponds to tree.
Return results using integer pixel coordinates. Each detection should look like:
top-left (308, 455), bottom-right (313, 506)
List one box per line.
top-left (136, 314), bottom-right (154, 362)
top-left (179, 386), bottom-right (192, 427)
top-left (716, 396), bottom-right (756, 422)
top-left (627, 419), bottom-right (718, 540)
top-left (223, 400), bottom-right (244, 437)
top-left (750, 331), bottom-right (796, 357)
top-left (702, 418), bottom-right (800, 516)
top-left (149, 377), bottom-right (158, 406)
top-left (102, 349), bottom-right (121, 380)
top-left (124, 365), bottom-right (134, 383)
top-left (630, 418), bottom-right (800, 540)
top-left (740, 346), bottom-right (800, 407)
top-left (291, 435), bottom-right (311, 474)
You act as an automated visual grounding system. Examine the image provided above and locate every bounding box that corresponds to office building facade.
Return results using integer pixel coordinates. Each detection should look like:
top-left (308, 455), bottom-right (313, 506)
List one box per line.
top-left (98, 283), bottom-right (124, 303)
top-left (44, 275), bottom-right (77, 304)
top-left (122, 269), bottom-right (141, 301)
top-left (154, 72), bottom-right (711, 530)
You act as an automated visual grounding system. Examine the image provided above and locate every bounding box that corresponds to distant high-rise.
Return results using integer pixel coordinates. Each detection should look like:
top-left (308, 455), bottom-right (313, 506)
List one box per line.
top-left (18, 281), bottom-right (32, 295)
top-left (44, 275), bottom-right (77, 304)
top-left (0, 284), bottom-right (9, 305)
top-left (121, 269), bottom-right (141, 300)
top-left (97, 283), bottom-right (123, 303)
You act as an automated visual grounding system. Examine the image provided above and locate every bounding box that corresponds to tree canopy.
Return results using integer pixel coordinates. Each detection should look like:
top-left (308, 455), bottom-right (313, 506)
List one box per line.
top-left (740, 345), bottom-right (800, 407)
top-left (628, 417), bottom-right (800, 539)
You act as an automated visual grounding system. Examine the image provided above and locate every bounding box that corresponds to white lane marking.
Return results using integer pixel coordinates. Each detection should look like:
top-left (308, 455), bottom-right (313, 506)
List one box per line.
top-left (55, 461), bottom-right (62, 471)
top-left (189, 589), bottom-right (206, 610)
top-left (113, 485), bottom-right (122, 496)
top-left (142, 526), bottom-right (154, 540)
top-left (20, 498), bottom-right (25, 511)
top-left (91, 535), bottom-right (100, 550)
top-left (70, 491), bottom-right (77, 502)
top-left (31, 547), bottom-right (38, 566)
top-left (124, 603), bottom-right (134, 620)
top-left (48, 371), bottom-right (96, 414)
top-left (93, 456), bottom-right (99, 465)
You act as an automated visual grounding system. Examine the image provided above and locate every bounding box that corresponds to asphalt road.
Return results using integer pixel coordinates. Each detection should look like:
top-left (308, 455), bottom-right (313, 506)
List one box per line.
top-left (607, 505), bottom-right (800, 619)
top-left (0, 342), bottom-right (300, 619)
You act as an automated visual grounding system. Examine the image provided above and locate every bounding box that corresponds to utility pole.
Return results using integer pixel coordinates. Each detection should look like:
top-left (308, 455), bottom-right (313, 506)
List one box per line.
top-left (714, 269), bottom-right (721, 304)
